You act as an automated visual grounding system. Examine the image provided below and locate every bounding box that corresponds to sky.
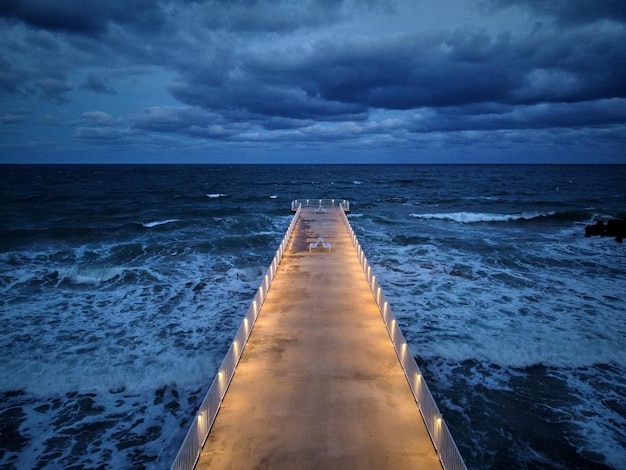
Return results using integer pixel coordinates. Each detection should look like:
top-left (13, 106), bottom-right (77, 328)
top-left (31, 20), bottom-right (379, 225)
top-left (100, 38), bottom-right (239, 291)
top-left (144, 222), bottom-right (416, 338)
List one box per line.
top-left (1, 0), bottom-right (626, 164)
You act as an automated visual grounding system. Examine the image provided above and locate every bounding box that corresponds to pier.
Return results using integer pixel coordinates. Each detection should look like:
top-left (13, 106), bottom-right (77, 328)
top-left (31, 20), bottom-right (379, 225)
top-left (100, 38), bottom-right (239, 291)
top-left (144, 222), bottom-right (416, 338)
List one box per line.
top-left (171, 200), bottom-right (466, 470)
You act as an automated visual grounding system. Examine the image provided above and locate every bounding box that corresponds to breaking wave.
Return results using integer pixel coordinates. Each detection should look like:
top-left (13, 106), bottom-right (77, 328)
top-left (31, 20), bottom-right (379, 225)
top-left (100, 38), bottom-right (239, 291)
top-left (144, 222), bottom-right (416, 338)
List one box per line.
top-left (410, 211), bottom-right (556, 223)
top-left (142, 219), bottom-right (179, 228)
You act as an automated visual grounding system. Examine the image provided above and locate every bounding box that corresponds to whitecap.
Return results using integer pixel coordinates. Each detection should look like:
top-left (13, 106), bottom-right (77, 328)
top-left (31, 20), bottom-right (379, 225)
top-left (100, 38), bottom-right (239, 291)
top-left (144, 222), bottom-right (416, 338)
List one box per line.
top-left (62, 265), bottom-right (125, 284)
top-left (142, 219), bottom-right (179, 228)
top-left (207, 193), bottom-right (227, 198)
top-left (410, 211), bottom-right (555, 223)
top-left (270, 195), bottom-right (277, 199)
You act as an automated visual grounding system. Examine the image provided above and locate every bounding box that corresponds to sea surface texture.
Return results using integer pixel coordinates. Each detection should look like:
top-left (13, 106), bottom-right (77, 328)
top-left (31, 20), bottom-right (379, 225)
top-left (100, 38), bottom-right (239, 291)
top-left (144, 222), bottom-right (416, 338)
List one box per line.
top-left (1, 164), bottom-right (625, 469)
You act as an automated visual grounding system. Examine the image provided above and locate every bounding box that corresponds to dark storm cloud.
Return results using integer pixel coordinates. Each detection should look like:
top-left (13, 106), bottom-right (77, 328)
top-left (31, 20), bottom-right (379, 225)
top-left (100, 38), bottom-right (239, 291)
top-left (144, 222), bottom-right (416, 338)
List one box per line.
top-left (0, 0), bottom-right (166, 35)
top-left (1, 0), bottom-right (625, 162)
top-left (169, 77), bottom-right (368, 122)
top-left (0, 0), bottom-right (371, 36)
top-left (484, 0), bottom-right (626, 25)
top-left (177, 24), bottom-right (625, 126)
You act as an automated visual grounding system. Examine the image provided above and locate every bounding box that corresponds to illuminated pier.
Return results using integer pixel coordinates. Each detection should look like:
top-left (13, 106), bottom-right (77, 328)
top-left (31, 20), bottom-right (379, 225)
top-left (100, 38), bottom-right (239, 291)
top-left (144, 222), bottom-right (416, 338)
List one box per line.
top-left (171, 200), bottom-right (466, 470)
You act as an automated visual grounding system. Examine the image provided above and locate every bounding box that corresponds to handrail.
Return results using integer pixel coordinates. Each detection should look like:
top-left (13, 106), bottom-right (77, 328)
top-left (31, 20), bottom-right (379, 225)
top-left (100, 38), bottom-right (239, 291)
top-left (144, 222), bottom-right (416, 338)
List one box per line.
top-left (292, 198), bottom-right (349, 212)
top-left (170, 204), bottom-right (302, 470)
top-left (339, 206), bottom-right (467, 470)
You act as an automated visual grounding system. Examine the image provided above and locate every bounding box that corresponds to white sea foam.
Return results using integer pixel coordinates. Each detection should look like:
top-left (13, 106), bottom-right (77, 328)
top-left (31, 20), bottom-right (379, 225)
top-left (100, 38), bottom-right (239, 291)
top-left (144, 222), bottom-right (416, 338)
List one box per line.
top-left (207, 193), bottom-right (227, 198)
top-left (410, 211), bottom-right (556, 223)
top-left (359, 220), bottom-right (626, 370)
top-left (142, 218), bottom-right (179, 228)
top-left (61, 265), bottom-right (126, 284)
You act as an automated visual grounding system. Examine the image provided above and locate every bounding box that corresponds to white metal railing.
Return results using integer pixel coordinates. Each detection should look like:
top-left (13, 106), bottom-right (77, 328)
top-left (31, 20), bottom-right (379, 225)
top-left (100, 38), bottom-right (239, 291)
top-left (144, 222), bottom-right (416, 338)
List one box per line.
top-left (170, 203), bottom-right (302, 470)
top-left (292, 199), bottom-right (349, 212)
top-left (340, 206), bottom-right (467, 470)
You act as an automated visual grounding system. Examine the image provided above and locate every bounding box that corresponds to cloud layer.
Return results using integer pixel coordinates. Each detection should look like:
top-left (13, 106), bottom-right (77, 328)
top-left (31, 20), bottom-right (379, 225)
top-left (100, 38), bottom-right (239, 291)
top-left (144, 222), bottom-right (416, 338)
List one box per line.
top-left (1, 0), bottom-right (625, 162)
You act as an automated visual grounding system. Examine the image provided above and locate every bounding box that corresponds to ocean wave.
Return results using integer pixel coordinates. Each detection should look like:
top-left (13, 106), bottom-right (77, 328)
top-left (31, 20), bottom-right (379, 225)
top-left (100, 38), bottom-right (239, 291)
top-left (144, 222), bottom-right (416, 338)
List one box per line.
top-left (410, 211), bottom-right (556, 223)
top-left (207, 193), bottom-right (227, 198)
top-left (60, 265), bottom-right (127, 284)
top-left (141, 219), bottom-right (179, 228)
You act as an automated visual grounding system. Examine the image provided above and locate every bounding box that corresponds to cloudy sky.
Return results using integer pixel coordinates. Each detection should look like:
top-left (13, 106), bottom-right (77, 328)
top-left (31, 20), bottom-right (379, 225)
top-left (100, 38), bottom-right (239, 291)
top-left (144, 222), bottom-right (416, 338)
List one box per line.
top-left (1, 0), bottom-right (625, 163)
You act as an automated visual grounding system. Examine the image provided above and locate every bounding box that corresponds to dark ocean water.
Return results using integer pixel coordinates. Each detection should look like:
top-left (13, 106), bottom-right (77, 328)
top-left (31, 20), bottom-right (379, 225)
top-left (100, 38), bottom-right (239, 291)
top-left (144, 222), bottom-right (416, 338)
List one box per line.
top-left (1, 164), bottom-right (625, 469)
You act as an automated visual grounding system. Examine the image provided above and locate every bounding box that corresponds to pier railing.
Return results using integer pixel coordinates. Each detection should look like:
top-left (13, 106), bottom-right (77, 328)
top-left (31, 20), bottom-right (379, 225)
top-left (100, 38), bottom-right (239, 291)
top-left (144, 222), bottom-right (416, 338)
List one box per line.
top-left (339, 206), bottom-right (467, 470)
top-left (291, 198), bottom-right (349, 212)
top-left (170, 204), bottom-right (303, 470)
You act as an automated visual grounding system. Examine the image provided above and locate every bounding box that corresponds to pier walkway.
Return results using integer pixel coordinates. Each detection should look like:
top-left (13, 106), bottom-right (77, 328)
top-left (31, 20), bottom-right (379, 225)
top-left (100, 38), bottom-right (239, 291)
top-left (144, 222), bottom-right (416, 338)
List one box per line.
top-left (171, 201), bottom-right (465, 470)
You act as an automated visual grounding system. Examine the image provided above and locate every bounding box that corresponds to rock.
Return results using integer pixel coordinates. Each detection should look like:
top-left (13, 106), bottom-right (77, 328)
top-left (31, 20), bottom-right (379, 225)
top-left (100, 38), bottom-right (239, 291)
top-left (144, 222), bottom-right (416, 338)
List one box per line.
top-left (585, 218), bottom-right (626, 243)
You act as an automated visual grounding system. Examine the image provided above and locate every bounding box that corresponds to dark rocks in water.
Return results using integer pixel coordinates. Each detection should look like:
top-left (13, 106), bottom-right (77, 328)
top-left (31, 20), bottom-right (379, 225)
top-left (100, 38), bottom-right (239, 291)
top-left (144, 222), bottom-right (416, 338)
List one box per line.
top-left (585, 218), bottom-right (626, 243)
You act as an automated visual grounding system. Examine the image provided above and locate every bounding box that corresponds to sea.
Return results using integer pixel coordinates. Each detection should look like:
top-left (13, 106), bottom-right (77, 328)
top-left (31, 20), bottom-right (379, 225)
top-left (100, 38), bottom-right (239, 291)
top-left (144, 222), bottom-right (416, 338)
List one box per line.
top-left (1, 164), bottom-right (625, 470)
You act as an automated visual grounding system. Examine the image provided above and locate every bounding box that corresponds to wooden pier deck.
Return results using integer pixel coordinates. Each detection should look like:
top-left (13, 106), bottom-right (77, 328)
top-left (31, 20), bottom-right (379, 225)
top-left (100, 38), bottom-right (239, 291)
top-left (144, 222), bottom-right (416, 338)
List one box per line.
top-left (195, 205), bottom-right (441, 469)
